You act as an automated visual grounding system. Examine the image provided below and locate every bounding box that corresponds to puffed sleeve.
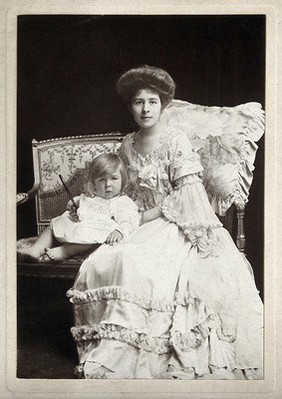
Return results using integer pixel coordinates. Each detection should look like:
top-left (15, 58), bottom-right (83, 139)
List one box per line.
top-left (168, 132), bottom-right (203, 182)
top-left (113, 196), bottom-right (140, 238)
top-left (161, 132), bottom-right (222, 257)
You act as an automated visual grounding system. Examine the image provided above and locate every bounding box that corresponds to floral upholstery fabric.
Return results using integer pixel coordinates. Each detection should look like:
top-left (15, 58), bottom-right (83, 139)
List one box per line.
top-left (39, 142), bottom-right (121, 193)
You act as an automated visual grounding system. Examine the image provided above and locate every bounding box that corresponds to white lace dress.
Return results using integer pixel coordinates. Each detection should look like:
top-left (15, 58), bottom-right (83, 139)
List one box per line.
top-left (51, 194), bottom-right (139, 244)
top-left (67, 127), bottom-right (263, 380)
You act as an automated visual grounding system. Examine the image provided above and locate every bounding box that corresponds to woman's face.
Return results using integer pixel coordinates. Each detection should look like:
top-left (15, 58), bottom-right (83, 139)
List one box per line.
top-left (130, 89), bottom-right (162, 130)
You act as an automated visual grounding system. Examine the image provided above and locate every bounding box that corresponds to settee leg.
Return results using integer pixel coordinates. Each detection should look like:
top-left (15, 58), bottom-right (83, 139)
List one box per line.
top-left (236, 202), bottom-right (246, 254)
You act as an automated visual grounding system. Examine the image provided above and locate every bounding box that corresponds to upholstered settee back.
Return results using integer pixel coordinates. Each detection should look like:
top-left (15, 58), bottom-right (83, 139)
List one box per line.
top-left (27, 100), bottom-right (264, 236)
top-left (32, 134), bottom-right (123, 233)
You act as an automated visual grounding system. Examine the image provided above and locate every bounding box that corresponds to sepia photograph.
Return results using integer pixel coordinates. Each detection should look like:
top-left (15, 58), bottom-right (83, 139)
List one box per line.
top-left (1, 1), bottom-right (281, 398)
top-left (15, 12), bottom-right (265, 382)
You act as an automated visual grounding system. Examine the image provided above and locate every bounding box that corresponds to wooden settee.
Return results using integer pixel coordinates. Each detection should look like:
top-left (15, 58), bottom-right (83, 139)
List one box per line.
top-left (17, 100), bottom-right (265, 280)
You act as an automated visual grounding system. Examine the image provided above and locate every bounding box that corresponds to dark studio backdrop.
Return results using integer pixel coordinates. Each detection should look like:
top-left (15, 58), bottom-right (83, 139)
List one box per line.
top-left (17, 14), bottom-right (265, 297)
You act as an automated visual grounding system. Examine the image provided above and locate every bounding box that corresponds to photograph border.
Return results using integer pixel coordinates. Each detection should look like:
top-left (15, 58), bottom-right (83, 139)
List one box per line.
top-left (1, 0), bottom-right (280, 398)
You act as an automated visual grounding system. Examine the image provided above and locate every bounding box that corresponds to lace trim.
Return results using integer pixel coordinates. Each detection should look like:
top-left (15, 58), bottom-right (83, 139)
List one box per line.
top-left (67, 286), bottom-right (174, 311)
top-left (161, 200), bottom-right (221, 258)
top-left (71, 324), bottom-right (205, 355)
top-left (67, 285), bottom-right (195, 311)
top-left (68, 286), bottom-right (236, 352)
top-left (71, 313), bottom-right (235, 355)
top-left (161, 200), bottom-right (221, 231)
top-left (68, 287), bottom-right (232, 339)
top-left (71, 324), bottom-right (171, 354)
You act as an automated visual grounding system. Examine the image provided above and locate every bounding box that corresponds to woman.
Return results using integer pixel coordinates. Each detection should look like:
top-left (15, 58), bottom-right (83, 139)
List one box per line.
top-left (67, 65), bottom-right (263, 380)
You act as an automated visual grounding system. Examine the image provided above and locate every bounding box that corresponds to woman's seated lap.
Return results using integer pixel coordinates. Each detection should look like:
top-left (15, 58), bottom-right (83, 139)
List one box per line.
top-left (66, 65), bottom-right (263, 380)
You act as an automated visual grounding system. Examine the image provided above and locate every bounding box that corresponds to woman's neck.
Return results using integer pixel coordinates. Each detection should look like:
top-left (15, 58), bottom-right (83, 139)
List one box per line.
top-left (133, 121), bottom-right (165, 157)
top-left (138, 121), bottom-right (163, 138)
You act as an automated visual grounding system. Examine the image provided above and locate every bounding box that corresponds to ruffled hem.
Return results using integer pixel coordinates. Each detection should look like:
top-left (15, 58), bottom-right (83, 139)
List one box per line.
top-left (69, 281), bottom-right (262, 378)
top-left (74, 360), bottom-right (262, 380)
top-left (67, 285), bottom-right (196, 312)
top-left (68, 285), bottom-right (237, 356)
top-left (74, 361), bottom-right (262, 380)
top-left (70, 312), bottom-right (233, 356)
top-left (71, 323), bottom-right (171, 354)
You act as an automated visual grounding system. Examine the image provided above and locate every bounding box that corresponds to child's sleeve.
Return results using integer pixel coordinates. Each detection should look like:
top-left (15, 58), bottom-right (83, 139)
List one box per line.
top-left (67, 195), bottom-right (81, 208)
top-left (114, 196), bottom-right (140, 238)
top-left (75, 195), bottom-right (81, 204)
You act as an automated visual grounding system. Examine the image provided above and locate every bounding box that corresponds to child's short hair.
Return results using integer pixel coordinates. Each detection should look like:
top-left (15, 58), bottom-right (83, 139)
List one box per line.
top-left (88, 153), bottom-right (128, 193)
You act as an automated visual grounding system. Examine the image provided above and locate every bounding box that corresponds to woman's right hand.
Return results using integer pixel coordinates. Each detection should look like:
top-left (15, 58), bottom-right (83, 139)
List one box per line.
top-left (67, 200), bottom-right (79, 222)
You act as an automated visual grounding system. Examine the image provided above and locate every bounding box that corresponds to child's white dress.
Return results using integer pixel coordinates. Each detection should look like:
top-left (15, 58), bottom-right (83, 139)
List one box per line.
top-left (51, 194), bottom-right (139, 244)
top-left (67, 127), bottom-right (263, 380)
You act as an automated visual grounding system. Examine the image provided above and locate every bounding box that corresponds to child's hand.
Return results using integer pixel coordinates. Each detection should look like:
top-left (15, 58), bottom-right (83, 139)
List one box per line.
top-left (105, 230), bottom-right (123, 246)
top-left (67, 200), bottom-right (79, 222)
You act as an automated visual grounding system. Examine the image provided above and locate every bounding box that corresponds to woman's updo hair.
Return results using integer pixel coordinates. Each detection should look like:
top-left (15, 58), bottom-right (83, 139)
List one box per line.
top-left (116, 65), bottom-right (176, 109)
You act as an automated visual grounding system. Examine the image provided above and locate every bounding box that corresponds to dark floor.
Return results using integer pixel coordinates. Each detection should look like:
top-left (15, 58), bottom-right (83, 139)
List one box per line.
top-left (17, 277), bottom-right (78, 379)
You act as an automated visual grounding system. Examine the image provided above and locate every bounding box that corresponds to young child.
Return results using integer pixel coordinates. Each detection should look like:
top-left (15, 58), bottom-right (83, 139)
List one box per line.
top-left (18, 153), bottom-right (140, 261)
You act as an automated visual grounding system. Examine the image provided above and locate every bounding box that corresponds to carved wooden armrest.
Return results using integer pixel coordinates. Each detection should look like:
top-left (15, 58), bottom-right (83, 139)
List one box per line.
top-left (235, 200), bottom-right (246, 253)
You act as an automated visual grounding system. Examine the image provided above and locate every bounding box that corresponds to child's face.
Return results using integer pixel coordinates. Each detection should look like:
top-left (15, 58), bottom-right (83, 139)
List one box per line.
top-left (94, 170), bottom-right (123, 199)
top-left (130, 89), bottom-right (162, 130)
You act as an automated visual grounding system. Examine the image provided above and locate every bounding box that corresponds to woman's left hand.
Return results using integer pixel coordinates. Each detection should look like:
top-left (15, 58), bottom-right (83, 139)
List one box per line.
top-left (140, 206), bottom-right (162, 225)
top-left (105, 230), bottom-right (123, 246)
